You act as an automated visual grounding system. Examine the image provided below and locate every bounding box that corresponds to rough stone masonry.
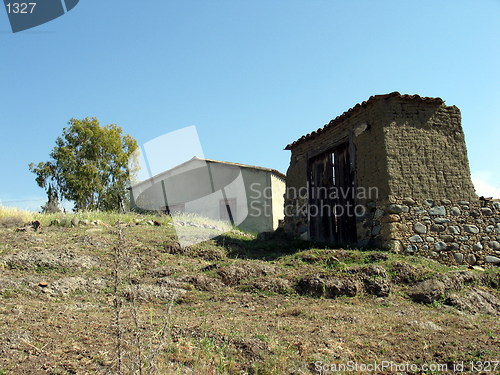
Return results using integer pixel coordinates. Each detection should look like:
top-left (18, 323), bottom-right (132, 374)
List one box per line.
top-left (283, 92), bottom-right (500, 266)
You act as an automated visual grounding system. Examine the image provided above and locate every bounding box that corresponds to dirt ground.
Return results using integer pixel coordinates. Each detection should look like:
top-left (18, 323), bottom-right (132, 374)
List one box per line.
top-left (0, 221), bottom-right (498, 374)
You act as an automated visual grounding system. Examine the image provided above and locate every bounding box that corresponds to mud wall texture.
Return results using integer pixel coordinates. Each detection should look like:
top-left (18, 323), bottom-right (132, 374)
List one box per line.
top-left (381, 99), bottom-right (476, 201)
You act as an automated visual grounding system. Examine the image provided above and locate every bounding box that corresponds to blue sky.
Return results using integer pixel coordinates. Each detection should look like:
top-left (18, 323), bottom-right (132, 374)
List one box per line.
top-left (1, 0), bottom-right (499, 210)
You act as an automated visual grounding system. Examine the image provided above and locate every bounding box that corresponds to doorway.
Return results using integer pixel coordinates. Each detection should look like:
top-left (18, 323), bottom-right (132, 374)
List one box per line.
top-left (308, 142), bottom-right (357, 244)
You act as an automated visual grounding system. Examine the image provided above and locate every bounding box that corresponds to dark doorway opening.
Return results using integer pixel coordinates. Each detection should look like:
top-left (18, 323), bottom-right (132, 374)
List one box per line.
top-left (308, 142), bottom-right (357, 245)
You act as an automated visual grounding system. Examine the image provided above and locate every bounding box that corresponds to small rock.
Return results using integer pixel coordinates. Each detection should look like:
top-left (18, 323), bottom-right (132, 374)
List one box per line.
top-left (450, 207), bottom-right (461, 216)
top-left (453, 253), bottom-right (464, 264)
top-left (405, 245), bottom-right (418, 253)
top-left (413, 222), bottom-right (427, 234)
top-left (412, 206), bottom-right (427, 215)
top-left (434, 242), bottom-right (447, 251)
top-left (488, 241), bottom-right (500, 250)
top-left (473, 242), bottom-right (483, 251)
top-left (448, 226), bottom-right (461, 235)
top-left (429, 206), bottom-right (446, 216)
top-left (441, 199), bottom-right (451, 205)
top-left (39, 282), bottom-right (48, 287)
top-left (481, 207), bottom-right (493, 216)
top-left (485, 256), bottom-right (500, 264)
top-left (463, 225), bottom-right (480, 234)
top-left (433, 217), bottom-right (450, 224)
top-left (71, 217), bottom-right (80, 226)
top-left (425, 237), bottom-right (435, 242)
top-left (430, 224), bottom-right (445, 232)
top-left (466, 254), bottom-right (477, 265)
top-left (409, 235), bottom-right (423, 243)
top-left (422, 199), bottom-right (434, 207)
top-left (470, 210), bottom-right (480, 218)
top-left (439, 235), bottom-right (454, 243)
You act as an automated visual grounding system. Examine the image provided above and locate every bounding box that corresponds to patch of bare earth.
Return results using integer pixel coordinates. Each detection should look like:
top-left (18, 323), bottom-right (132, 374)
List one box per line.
top-left (0, 224), bottom-right (498, 374)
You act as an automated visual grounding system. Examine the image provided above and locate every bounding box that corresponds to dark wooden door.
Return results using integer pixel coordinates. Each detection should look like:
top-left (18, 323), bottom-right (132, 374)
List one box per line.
top-left (308, 142), bottom-right (357, 245)
top-left (332, 143), bottom-right (357, 245)
top-left (308, 152), bottom-right (335, 242)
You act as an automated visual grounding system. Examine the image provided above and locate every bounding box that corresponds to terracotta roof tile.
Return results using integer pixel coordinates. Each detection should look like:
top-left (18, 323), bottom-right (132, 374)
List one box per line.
top-left (285, 92), bottom-right (444, 150)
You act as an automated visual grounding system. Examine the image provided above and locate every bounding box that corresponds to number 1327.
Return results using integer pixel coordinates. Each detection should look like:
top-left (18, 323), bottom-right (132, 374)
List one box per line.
top-left (6, 3), bottom-right (37, 14)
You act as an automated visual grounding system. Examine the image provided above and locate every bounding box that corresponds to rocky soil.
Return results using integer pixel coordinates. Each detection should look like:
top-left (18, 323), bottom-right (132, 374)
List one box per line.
top-left (0, 218), bottom-right (498, 374)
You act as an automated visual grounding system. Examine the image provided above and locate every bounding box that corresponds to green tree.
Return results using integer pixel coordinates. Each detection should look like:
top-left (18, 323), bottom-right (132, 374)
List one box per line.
top-left (41, 185), bottom-right (61, 213)
top-left (30, 117), bottom-right (139, 211)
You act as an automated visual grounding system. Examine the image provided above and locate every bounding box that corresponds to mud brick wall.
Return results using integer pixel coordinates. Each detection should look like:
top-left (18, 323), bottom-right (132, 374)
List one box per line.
top-left (283, 93), bottom-right (489, 266)
top-left (382, 100), bottom-right (476, 200)
top-left (369, 199), bottom-right (500, 266)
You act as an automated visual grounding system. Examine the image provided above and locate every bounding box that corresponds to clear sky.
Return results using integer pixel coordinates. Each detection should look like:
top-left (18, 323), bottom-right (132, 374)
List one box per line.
top-left (1, 0), bottom-right (499, 210)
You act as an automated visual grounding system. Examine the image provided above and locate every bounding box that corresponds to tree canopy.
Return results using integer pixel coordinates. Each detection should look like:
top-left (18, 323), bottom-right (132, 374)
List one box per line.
top-left (30, 117), bottom-right (138, 211)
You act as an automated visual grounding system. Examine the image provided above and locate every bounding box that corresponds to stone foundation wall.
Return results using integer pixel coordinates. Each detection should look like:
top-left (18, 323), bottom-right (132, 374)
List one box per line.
top-left (368, 198), bottom-right (500, 266)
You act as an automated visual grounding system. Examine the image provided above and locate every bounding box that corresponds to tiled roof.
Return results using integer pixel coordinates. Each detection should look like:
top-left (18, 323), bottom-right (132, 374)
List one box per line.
top-left (285, 91), bottom-right (444, 150)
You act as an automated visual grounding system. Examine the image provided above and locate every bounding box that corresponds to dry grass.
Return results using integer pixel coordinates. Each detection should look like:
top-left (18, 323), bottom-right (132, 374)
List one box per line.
top-left (0, 212), bottom-right (498, 374)
top-left (0, 206), bottom-right (34, 228)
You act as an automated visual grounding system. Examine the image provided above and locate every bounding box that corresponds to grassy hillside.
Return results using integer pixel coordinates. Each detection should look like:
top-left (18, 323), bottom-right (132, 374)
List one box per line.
top-left (0, 208), bottom-right (499, 374)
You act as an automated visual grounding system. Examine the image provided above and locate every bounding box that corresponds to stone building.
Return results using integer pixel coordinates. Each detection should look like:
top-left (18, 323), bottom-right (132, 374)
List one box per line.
top-left (284, 92), bottom-right (500, 266)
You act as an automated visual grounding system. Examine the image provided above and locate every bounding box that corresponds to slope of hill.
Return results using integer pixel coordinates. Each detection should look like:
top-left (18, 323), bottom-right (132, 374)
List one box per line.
top-left (0, 210), bottom-right (499, 374)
